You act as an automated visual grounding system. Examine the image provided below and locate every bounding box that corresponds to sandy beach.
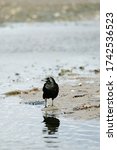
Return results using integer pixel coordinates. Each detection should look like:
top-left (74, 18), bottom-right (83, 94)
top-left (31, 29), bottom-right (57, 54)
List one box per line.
top-left (4, 74), bottom-right (100, 120)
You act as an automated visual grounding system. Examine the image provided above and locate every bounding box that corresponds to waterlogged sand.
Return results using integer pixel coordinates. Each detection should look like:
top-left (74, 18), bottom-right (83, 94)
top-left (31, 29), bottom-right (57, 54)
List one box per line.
top-left (4, 73), bottom-right (100, 120)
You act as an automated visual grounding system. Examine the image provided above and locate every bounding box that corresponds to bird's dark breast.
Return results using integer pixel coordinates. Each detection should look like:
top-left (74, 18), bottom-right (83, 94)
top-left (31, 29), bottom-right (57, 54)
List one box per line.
top-left (43, 83), bottom-right (59, 100)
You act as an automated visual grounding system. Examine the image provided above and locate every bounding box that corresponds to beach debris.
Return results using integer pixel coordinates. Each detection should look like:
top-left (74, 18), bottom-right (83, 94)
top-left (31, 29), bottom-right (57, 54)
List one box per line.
top-left (58, 69), bottom-right (72, 76)
top-left (4, 90), bottom-right (21, 96)
top-left (79, 66), bottom-right (85, 70)
top-left (78, 83), bottom-right (82, 86)
top-left (4, 88), bottom-right (39, 97)
top-left (94, 69), bottom-right (100, 74)
top-left (63, 111), bottom-right (74, 114)
top-left (73, 103), bottom-right (100, 111)
top-left (23, 91), bottom-right (28, 94)
top-left (90, 69), bottom-right (100, 74)
top-left (58, 67), bottom-right (79, 77)
top-left (73, 93), bottom-right (86, 98)
top-left (28, 88), bottom-right (39, 92)
top-left (15, 73), bottom-right (20, 76)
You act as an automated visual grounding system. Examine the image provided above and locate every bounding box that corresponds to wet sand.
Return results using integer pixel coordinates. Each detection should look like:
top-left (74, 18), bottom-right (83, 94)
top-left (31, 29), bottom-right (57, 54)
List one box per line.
top-left (4, 74), bottom-right (100, 120)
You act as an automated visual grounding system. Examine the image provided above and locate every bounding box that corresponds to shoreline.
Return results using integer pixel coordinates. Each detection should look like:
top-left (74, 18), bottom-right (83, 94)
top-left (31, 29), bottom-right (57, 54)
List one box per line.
top-left (4, 74), bottom-right (100, 120)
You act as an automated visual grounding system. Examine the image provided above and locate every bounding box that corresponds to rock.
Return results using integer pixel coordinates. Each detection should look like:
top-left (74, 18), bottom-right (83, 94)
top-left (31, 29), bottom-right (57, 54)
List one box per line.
top-left (78, 83), bottom-right (82, 86)
top-left (58, 69), bottom-right (72, 76)
top-left (94, 69), bottom-right (100, 74)
top-left (15, 73), bottom-right (20, 76)
top-left (79, 66), bottom-right (85, 70)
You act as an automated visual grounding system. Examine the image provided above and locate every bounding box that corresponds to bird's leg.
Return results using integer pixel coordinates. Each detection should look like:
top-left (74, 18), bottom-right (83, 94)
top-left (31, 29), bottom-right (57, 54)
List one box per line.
top-left (45, 99), bottom-right (47, 108)
top-left (52, 99), bottom-right (54, 107)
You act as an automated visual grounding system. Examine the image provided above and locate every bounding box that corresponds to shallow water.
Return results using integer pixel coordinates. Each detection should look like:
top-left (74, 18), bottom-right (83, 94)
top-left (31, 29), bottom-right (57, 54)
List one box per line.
top-left (0, 96), bottom-right (99, 150)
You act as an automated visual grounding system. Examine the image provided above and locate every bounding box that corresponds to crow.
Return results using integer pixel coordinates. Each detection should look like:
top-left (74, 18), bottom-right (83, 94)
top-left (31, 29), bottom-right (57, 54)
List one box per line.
top-left (42, 77), bottom-right (59, 108)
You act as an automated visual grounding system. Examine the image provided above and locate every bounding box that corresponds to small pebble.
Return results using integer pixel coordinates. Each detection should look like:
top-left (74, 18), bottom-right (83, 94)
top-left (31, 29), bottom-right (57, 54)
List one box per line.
top-left (78, 83), bottom-right (82, 86)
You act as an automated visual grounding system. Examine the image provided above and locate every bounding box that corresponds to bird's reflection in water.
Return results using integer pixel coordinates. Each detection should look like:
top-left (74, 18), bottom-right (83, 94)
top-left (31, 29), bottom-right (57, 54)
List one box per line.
top-left (42, 112), bottom-right (60, 148)
top-left (43, 114), bottom-right (60, 135)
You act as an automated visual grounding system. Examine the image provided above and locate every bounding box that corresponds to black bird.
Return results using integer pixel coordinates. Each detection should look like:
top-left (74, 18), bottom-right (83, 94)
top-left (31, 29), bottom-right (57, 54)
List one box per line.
top-left (42, 77), bottom-right (59, 107)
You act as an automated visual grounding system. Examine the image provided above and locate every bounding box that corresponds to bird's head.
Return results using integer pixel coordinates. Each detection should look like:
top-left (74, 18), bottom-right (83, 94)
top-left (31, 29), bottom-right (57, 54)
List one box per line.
top-left (42, 76), bottom-right (55, 84)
